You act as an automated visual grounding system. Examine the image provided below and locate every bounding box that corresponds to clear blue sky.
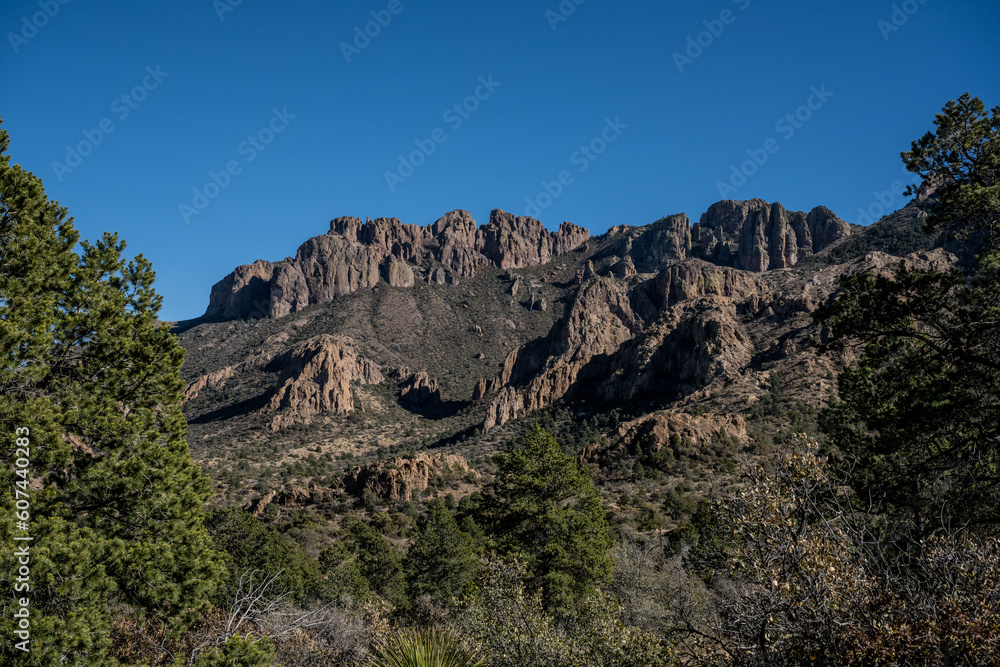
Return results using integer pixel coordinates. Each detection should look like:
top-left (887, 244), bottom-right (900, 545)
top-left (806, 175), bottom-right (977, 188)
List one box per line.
top-left (3, 0), bottom-right (999, 321)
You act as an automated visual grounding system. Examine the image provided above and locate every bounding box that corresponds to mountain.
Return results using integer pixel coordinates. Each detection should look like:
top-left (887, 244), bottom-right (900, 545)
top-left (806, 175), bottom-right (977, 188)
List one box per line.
top-left (174, 198), bottom-right (945, 509)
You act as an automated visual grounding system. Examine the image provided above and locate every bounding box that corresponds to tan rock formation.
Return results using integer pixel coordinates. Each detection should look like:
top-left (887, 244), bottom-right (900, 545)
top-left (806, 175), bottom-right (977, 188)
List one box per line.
top-left (583, 410), bottom-right (749, 467)
top-left (342, 453), bottom-right (477, 502)
top-left (472, 377), bottom-right (501, 400)
top-left (478, 210), bottom-right (590, 269)
top-left (265, 335), bottom-right (383, 429)
top-left (483, 262), bottom-right (762, 431)
top-left (598, 297), bottom-right (755, 403)
top-left (693, 199), bottom-right (851, 271)
top-left (399, 372), bottom-right (442, 406)
top-left (483, 277), bottom-right (640, 430)
top-left (206, 258), bottom-right (274, 320)
top-left (382, 255), bottom-right (415, 287)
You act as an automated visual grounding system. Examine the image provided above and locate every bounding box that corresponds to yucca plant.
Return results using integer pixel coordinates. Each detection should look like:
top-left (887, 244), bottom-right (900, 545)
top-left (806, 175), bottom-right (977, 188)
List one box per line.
top-left (366, 627), bottom-right (484, 667)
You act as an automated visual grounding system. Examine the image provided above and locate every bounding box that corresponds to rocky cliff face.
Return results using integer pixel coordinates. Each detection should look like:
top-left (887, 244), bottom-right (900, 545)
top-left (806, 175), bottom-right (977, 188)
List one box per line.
top-left (595, 214), bottom-right (692, 273)
top-left (481, 276), bottom-right (641, 429)
top-left (693, 199), bottom-right (851, 271)
top-left (204, 200), bottom-right (849, 321)
top-left (186, 199), bottom-right (930, 456)
top-left (205, 209), bottom-right (590, 320)
top-left (399, 372), bottom-right (442, 406)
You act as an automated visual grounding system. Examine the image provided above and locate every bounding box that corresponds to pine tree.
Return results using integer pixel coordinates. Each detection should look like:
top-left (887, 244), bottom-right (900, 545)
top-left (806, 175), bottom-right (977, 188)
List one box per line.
top-left (820, 94), bottom-right (1000, 536)
top-left (318, 541), bottom-right (371, 601)
top-left (485, 425), bottom-right (613, 610)
top-left (404, 499), bottom-right (479, 609)
top-left (0, 119), bottom-right (223, 664)
top-left (349, 520), bottom-right (407, 608)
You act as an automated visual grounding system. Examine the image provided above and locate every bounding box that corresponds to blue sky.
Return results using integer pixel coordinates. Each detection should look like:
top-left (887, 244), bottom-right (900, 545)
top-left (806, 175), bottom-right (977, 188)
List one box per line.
top-left (3, 0), bottom-right (999, 321)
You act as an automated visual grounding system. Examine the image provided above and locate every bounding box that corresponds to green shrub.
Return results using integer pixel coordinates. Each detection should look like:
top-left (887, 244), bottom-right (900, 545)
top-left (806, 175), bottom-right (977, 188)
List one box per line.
top-left (457, 559), bottom-right (673, 667)
top-left (196, 635), bottom-right (275, 667)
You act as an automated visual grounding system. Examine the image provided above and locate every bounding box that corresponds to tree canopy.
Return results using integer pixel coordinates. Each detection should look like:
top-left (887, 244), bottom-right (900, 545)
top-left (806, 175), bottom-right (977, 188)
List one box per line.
top-left (484, 425), bottom-right (613, 610)
top-left (0, 118), bottom-right (222, 664)
top-left (404, 498), bottom-right (479, 610)
top-left (820, 94), bottom-right (1000, 536)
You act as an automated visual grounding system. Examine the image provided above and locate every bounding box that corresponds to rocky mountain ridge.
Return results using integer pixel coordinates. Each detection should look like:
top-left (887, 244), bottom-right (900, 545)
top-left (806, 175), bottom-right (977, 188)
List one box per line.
top-left (205, 208), bottom-right (590, 320)
top-left (204, 200), bottom-right (850, 322)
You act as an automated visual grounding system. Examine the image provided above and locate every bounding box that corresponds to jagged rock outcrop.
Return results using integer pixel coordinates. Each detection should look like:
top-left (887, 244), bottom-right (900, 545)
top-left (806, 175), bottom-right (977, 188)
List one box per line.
top-left (631, 259), bottom-right (766, 321)
top-left (807, 206), bottom-right (851, 251)
top-left (184, 365), bottom-right (237, 401)
top-left (699, 199), bottom-right (769, 235)
top-left (342, 453), bottom-right (478, 502)
top-left (399, 372), bottom-right (442, 406)
top-left (480, 211), bottom-right (590, 269)
top-left (473, 377), bottom-right (501, 400)
top-left (484, 386), bottom-right (520, 430)
top-left (204, 200), bottom-right (850, 321)
top-left (583, 410), bottom-right (749, 467)
top-left (598, 297), bottom-right (755, 403)
top-left (625, 214), bottom-right (692, 272)
top-left (610, 256), bottom-right (637, 278)
top-left (205, 209), bottom-right (590, 320)
top-left (206, 259), bottom-right (274, 320)
top-left (382, 255), bottom-right (415, 287)
top-left (693, 200), bottom-right (851, 271)
top-left (265, 335), bottom-right (383, 430)
top-left (269, 234), bottom-right (384, 318)
top-left (596, 214), bottom-right (691, 275)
